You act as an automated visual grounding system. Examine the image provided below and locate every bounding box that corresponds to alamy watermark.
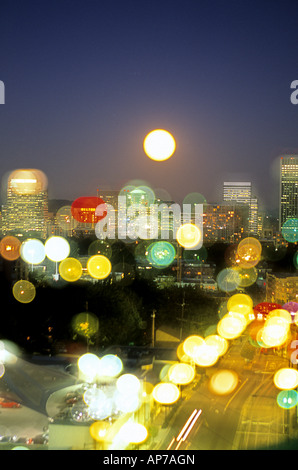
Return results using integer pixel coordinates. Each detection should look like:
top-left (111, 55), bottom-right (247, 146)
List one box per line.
top-left (290, 80), bottom-right (298, 104)
top-left (93, 196), bottom-right (203, 248)
top-left (0, 81), bottom-right (4, 104)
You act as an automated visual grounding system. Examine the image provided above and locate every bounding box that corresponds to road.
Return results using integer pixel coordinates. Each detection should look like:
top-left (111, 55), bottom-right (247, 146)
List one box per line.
top-left (157, 337), bottom-right (293, 450)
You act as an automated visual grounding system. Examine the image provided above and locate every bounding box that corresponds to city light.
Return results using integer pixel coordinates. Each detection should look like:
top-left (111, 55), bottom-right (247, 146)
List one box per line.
top-left (86, 254), bottom-right (112, 279)
top-left (20, 238), bottom-right (46, 265)
top-left (59, 257), bottom-right (83, 282)
top-left (12, 280), bottom-right (36, 304)
top-left (146, 241), bottom-right (176, 268)
top-left (176, 223), bottom-right (202, 249)
top-left (8, 169), bottom-right (48, 195)
top-left (77, 353), bottom-right (101, 382)
top-left (44, 236), bottom-right (70, 262)
top-left (273, 368), bottom-right (298, 390)
top-left (208, 370), bottom-right (239, 396)
top-left (0, 236), bottom-right (21, 261)
top-left (152, 382), bottom-right (180, 405)
top-left (168, 363), bottom-right (195, 385)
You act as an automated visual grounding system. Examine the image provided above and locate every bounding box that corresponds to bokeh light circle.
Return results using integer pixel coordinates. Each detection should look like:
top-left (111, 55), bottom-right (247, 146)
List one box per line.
top-left (116, 373), bottom-right (140, 395)
top-left (45, 236), bottom-right (70, 262)
top-left (72, 311), bottom-right (99, 339)
top-left (87, 255), bottom-right (112, 279)
top-left (281, 218), bottom-right (298, 243)
top-left (12, 280), bottom-right (36, 304)
top-left (273, 368), bottom-right (298, 390)
top-left (59, 257), bottom-right (82, 282)
top-left (236, 237), bottom-right (262, 268)
top-left (193, 343), bottom-right (219, 367)
top-left (143, 129), bottom-right (176, 161)
top-left (208, 370), bottom-right (239, 395)
top-left (8, 168), bottom-right (48, 195)
top-left (235, 266), bottom-right (258, 287)
top-left (0, 236), bottom-right (21, 261)
top-left (88, 239), bottom-right (112, 258)
top-left (176, 223), bottom-right (202, 249)
top-left (168, 363), bottom-right (195, 385)
top-left (182, 192), bottom-right (207, 206)
top-left (217, 314), bottom-right (247, 339)
top-left (216, 268), bottom-right (241, 293)
top-left (0, 362), bottom-right (5, 378)
top-left (89, 421), bottom-right (110, 442)
top-left (183, 335), bottom-right (205, 357)
top-left (98, 354), bottom-right (123, 378)
top-left (77, 353), bottom-right (101, 381)
top-left (56, 205), bottom-right (78, 231)
top-left (261, 316), bottom-right (290, 348)
top-left (152, 382), bottom-right (180, 404)
top-left (20, 239), bottom-right (45, 265)
top-left (147, 241), bottom-right (176, 268)
top-left (118, 422), bottom-right (148, 444)
top-left (277, 389), bottom-right (298, 409)
top-left (205, 335), bottom-right (229, 356)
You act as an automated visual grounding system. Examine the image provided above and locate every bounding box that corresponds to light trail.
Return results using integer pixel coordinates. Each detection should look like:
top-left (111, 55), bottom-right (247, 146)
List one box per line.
top-left (167, 408), bottom-right (202, 450)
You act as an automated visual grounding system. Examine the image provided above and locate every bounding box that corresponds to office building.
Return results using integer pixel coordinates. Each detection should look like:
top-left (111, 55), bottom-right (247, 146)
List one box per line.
top-left (1, 169), bottom-right (48, 239)
top-left (203, 203), bottom-right (245, 242)
top-left (266, 272), bottom-right (298, 306)
top-left (279, 155), bottom-right (298, 230)
top-left (223, 181), bottom-right (258, 236)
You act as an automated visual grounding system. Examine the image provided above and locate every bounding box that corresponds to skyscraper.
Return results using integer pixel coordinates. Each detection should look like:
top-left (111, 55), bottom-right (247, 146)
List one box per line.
top-left (223, 181), bottom-right (258, 235)
top-left (279, 155), bottom-right (298, 230)
top-left (223, 182), bottom-right (252, 205)
top-left (1, 169), bottom-right (48, 239)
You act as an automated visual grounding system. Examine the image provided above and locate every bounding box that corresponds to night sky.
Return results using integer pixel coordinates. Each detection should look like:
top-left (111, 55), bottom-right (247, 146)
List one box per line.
top-left (0, 0), bottom-right (297, 211)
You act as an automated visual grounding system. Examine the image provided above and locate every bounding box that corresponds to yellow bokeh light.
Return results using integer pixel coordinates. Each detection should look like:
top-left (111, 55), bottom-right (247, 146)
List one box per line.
top-left (168, 363), bottom-right (195, 385)
top-left (8, 168), bottom-right (48, 195)
top-left (236, 237), bottom-right (262, 268)
top-left (176, 223), bottom-right (202, 249)
top-left (192, 342), bottom-right (219, 367)
top-left (209, 370), bottom-right (239, 395)
top-left (89, 421), bottom-right (110, 442)
top-left (152, 382), bottom-right (180, 404)
top-left (205, 335), bottom-right (229, 356)
top-left (183, 335), bottom-right (205, 358)
top-left (12, 280), bottom-right (36, 304)
top-left (87, 255), bottom-right (112, 280)
top-left (59, 257), bottom-right (82, 282)
top-left (274, 368), bottom-right (298, 390)
top-left (143, 129), bottom-right (176, 161)
top-left (261, 315), bottom-right (290, 348)
top-left (267, 308), bottom-right (292, 324)
top-left (227, 293), bottom-right (253, 313)
top-left (177, 342), bottom-right (192, 363)
top-left (217, 313), bottom-right (247, 340)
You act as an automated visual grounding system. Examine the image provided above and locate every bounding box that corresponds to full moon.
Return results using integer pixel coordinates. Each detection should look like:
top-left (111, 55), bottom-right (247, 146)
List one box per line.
top-left (143, 129), bottom-right (176, 161)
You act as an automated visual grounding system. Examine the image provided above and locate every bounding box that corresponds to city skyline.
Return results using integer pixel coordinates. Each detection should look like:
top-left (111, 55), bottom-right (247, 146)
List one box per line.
top-left (0, 1), bottom-right (298, 211)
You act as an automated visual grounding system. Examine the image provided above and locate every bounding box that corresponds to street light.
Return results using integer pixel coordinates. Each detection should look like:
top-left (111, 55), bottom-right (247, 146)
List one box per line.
top-left (151, 310), bottom-right (156, 348)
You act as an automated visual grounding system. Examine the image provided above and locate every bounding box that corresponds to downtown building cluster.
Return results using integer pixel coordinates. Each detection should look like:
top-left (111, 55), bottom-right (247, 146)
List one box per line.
top-left (0, 156), bottom-right (297, 244)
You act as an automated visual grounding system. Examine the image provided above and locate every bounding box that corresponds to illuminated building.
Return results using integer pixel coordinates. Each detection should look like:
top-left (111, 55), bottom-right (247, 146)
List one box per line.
top-left (98, 190), bottom-right (119, 238)
top-left (279, 155), bottom-right (298, 230)
top-left (203, 203), bottom-right (245, 242)
top-left (1, 169), bottom-right (48, 239)
top-left (266, 272), bottom-right (298, 305)
top-left (223, 182), bottom-right (259, 236)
